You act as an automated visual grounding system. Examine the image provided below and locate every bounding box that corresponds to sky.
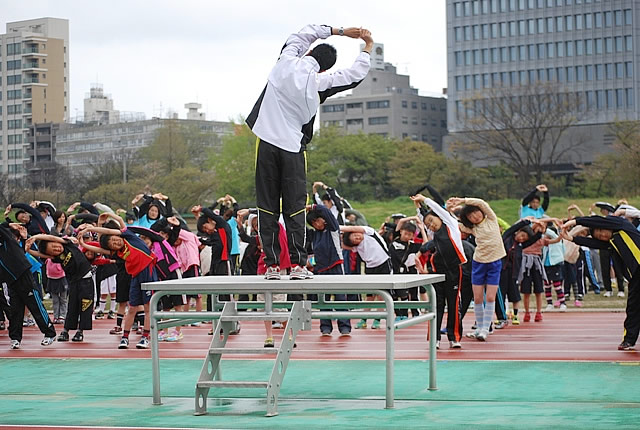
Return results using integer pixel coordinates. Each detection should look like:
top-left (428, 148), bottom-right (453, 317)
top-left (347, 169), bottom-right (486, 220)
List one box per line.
top-left (3, 0), bottom-right (448, 123)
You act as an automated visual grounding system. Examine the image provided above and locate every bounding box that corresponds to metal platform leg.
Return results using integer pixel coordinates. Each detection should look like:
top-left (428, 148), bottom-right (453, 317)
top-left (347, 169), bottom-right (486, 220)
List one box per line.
top-left (195, 302), bottom-right (235, 415)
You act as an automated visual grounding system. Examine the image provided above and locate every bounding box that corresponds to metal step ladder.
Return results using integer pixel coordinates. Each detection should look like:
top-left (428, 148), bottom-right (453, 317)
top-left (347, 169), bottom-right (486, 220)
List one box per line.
top-left (195, 300), bottom-right (311, 417)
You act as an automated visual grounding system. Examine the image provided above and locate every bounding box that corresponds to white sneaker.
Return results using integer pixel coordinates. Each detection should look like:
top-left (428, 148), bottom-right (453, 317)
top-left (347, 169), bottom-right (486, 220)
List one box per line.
top-left (435, 340), bottom-right (440, 350)
top-left (545, 304), bottom-right (554, 312)
top-left (450, 340), bottom-right (462, 349)
top-left (604, 291), bottom-right (613, 297)
top-left (559, 304), bottom-right (567, 312)
top-left (264, 265), bottom-right (281, 280)
top-left (618, 291), bottom-right (625, 298)
top-left (10, 340), bottom-right (20, 350)
top-left (477, 330), bottom-right (488, 341)
top-left (41, 337), bottom-right (55, 346)
top-left (465, 331), bottom-right (479, 339)
top-left (290, 265), bottom-right (314, 280)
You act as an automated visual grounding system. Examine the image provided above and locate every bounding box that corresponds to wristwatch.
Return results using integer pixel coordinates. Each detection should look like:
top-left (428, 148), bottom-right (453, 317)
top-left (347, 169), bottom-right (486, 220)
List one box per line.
top-left (338, 27), bottom-right (344, 36)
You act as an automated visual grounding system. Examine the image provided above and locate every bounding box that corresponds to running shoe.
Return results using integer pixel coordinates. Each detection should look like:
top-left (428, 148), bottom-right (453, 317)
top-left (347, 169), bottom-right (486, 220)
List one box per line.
top-left (618, 341), bottom-right (635, 351)
top-left (264, 337), bottom-right (274, 348)
top-left (190, 322), bottom-right (201, 327)
top-left (57, 331), bottom-right (69, 342)
top-left (118, 337), bottom-right (129, 349)
top-left (603, 291), bottom-right (613, 297)
top-left (0, 321), bottom-right (5, 330)
top-left (574, 300), bottom-right (583, 307)
top-left (339, 329), bottom-right (351, 336)
top-left (512, 314), bottom-right (520, 325)
top-left (71, 331), bottom-right (84, 342)
top-left (136, 337), bottom-right (150, 349)
top-left (95, 310), bottom-right (105, 319)
top-left (523, 312), bottom-right (531, 322)
top-left (41, 337), bottom-right (55, 346)
top-left (272, 321), bottom-right (284, 329)
top-left (471, 322), bottom-right (477, 330)
top-left (450, 341), bottom-right (462, 349)
top-left (559, 304), bottom-right (567, 312)
top-left (371, 320), bottom-right (381, 330)
top-left (290, 265), bottom-right (314, 280)
top-left (534, 312), bottom-right (543, 322)
top-left (476, 330), bottom-right (488, 341)
top-left (164, 330), bottom-right (184, 342)
top-left (465, 331), bottom-right (479, 339)
top-left (265, 265), bottom-right (281, 280)
top-left (157, 330), bottom-right (166, 341)
top-left (553, 301), bottom-right (561, 308)
top-left (355, 319), bottom-right (367, 329)
top-left (108, 311), bottom-right (116, 319)
top-left (109, 326), bottom-right (123, 335)
top-left (494, 320), bottom-right (508, 329)
top-left (544, 304), bottom-right (554, 312)
top-left (10, 340), bottom-right (20, 349)
top-left (435, 340), bottom-right (440, 350)
top-left (618, 291), bottom-right (626, 298)
top-left (321, 329), bottom-right (332, 337)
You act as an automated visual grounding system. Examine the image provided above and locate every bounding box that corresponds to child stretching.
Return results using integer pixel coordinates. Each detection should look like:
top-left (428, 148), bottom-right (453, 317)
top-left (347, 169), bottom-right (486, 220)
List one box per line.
top-left (412, 194), bottom-right (467, 349)
top-left (78, 213), bottom-right (157, 349)
top-left (447, 197), bottom-right (506, 341)
top-left (26, 234), bottom-right (95, 342)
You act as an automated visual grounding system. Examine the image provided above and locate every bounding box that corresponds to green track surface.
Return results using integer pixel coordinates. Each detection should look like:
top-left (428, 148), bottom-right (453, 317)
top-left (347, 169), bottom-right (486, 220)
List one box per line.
top-left (2, 359), bottom-right (640, 429)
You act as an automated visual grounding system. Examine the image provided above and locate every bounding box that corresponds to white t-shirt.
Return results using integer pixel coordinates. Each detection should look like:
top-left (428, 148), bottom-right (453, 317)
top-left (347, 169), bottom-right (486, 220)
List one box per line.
top-left (354, 226), bottom-right (390, 269)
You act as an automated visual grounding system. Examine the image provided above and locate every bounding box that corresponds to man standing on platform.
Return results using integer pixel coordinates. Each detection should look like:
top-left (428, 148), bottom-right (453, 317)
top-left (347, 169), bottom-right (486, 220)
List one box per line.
top-left (247, 24), bottom-right (374, 280)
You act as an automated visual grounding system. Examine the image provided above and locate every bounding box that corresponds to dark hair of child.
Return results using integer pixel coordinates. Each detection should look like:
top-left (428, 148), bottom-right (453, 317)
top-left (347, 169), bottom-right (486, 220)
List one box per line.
top-left (459, 204), bottom-right (482, 229)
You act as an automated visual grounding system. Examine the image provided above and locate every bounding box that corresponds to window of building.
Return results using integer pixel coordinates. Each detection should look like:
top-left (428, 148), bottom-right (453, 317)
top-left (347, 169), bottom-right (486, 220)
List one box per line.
top-left (455, 27), bottom-right (463, 41)
top-left (411, 117), bottom-right (418, 125)
top-left (8, 119), bottom-right (22, 130)
top-left (626, 88), bottom-right (634, 107)
top-left (402, 100), bottom-right (408, 108)
top-left (585, 39), bottom-right (592, 55)
top-left (546, 17), bottom-right (554, 32)
top-left (586, 91), bottom-right (594, 108)
top-left (566, 67), bottom-right (574, 82)
top-left (321, 104), bottom-right (344, 113)
top-left (556, 67), bottom-right (565, 82)
top-left (368, 116), bottom-right (388, 125)
top-left (604, 11), bottom-right (612, 27)
top-left (509, 21), bottom-right (517, 36)
top-left (421, 102), bottom-right (427, 110)
top-left (605, 63), bottom-right (614, 79)
top-left (616, 62), bottom-right (624, 79)
top-left (625, 35), bottom-right (633, 51)
top-left (8, 149), bottom-right (22, 159)
top-left (556, 42), bottom-right (564, 57)
top-left (575, 14), bottom-right (583, 30)
top-left (491, 23), bottom-right (498, 38)
top-left (566, 41), bottom-right (574, 57)
top-left (7, 104), bottom-right (21, 115)
top-left (615, 10), bottom-right (623, 26)
top-left (346, 118), bottom-right (363, 125)
top-left (528, 19), bottom-right (535, 34)
top-left (482, 24), bottom-right (489, 39)
top-left (519, 20), bottom-right (526, 35)
top-left (7, 89), bottom-right (22, 100)
top-left (346, 102), bottom-right (363, 109)
top-left (565, 15), bottom-right (573, 31)
top-left (585, 64), bottom-right (593, 80)
top-left (411, 101), bottom-right (418, 109)
top-left (594, 38), bottom-right (602, 54)
top-left (595, 64), bottom-right (603, 80)
top-left (366, 100), bottom-right (390, 109)
top-left (625, 61), bottom-right (633, 78)
top-left (482, 48), bottom-right (489, 64)
top-left (606, 90), bottom-right (614, 109)
top-left (455, 2), bottom-right (463, 16)
top-left (547, 68), bottom-right (555, 80)
top-left (8, 135), bottom-right (22, 145)
top-left (594, 12), bottom-right (602, 28)
top-left (556, 16), bottom-right (563, 32)
top-left (582, 14), bottom-right (592, 31)
top-left (473, 25), bottom-right (480, 39)
top-left (576, 66), bottom-right (584, 81)
top-left (624, 9), bottom-right (632, 26)
top-left (421, 118), bottom-right (428, 126)
top-left (519, 45), bottom-right (527, 61)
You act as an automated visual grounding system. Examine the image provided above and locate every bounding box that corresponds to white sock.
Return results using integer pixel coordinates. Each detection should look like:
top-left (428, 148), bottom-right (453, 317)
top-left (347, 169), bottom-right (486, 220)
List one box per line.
top-left (474, 302), bottom-right (484, 333)
top-left (483, 301), bottom-right (495, 332)
top-left (99, 300), bottom-right (106, 313)
top-left (109, 297), bottom-right (117, 313)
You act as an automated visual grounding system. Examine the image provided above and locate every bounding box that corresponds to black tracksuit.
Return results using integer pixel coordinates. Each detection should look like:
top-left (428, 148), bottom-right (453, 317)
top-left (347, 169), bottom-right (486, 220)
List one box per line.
top-left (0, 224), bottom-right (56, 341)
top-left (573, 216), bottom-right (640, 346)
top-left (52, 242), bottom-right (94, 332)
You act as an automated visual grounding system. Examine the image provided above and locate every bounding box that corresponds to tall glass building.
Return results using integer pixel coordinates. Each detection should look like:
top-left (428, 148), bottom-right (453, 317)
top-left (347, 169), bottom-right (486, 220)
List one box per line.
top-left (446, 0), bottom-right (638, 160)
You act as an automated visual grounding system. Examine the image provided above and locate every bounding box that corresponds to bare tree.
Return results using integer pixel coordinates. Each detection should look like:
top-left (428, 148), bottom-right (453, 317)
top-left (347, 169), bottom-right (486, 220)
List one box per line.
top-left (451, 82), bottom-right (588, 189)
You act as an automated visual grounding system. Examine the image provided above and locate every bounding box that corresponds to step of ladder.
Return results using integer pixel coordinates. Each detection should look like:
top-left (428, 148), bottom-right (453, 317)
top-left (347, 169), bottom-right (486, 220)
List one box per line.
top-left (209, 347), bottom-right (278, 355)
top-left (197, 381), bottom-right (269, 389)
top-left (220, 315), bottom-right (290, 322)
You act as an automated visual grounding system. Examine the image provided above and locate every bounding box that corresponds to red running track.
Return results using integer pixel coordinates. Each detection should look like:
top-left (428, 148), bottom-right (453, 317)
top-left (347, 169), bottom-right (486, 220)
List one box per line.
top-left (1, 311), bottom-right (638, 362)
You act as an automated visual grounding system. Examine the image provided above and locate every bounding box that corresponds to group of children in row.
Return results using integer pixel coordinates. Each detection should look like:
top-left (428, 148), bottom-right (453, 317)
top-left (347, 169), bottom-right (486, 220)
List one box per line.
top-left (2, 183), bottom-right (639, 352)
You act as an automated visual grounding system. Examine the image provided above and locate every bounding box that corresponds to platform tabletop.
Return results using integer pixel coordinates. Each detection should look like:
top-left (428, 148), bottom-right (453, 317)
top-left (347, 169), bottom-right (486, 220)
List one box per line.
top-left (142, 274), bottom-right (444, 293)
